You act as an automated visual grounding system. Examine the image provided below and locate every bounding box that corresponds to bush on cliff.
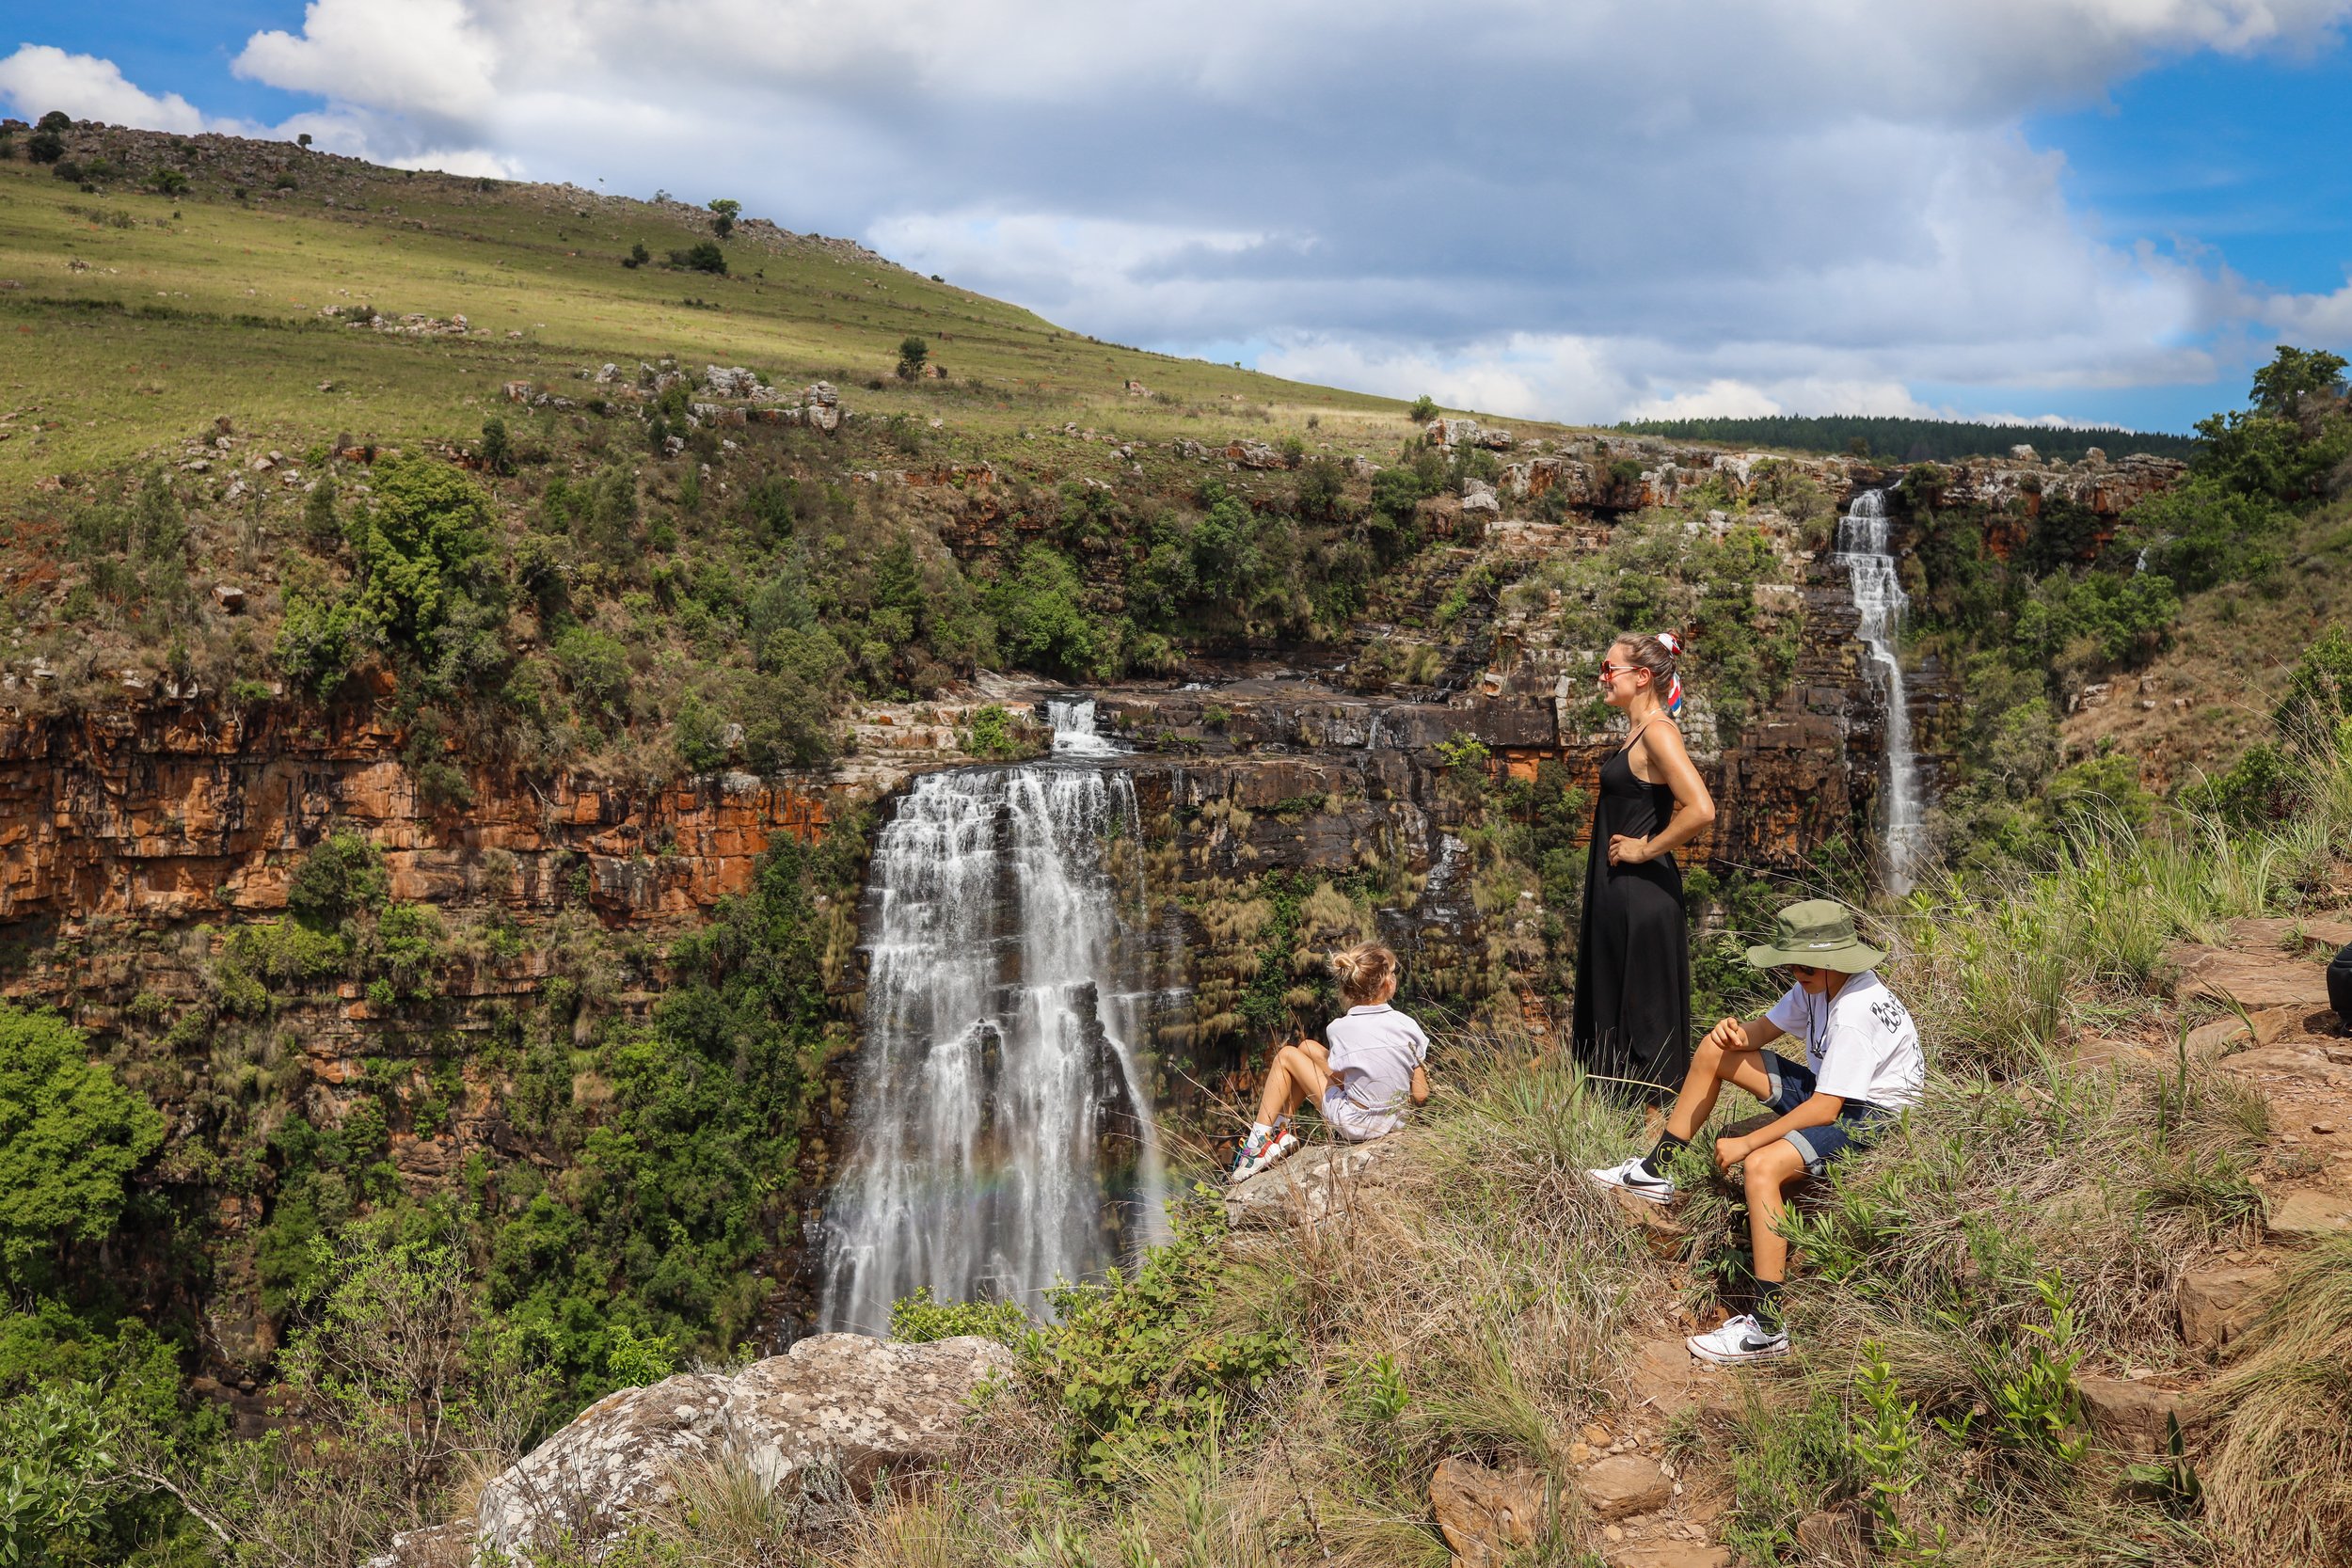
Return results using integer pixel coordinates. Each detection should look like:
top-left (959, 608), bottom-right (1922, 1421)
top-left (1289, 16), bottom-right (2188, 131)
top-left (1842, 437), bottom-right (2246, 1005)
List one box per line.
top-left (0, 1007), bottom-right (167, 1285)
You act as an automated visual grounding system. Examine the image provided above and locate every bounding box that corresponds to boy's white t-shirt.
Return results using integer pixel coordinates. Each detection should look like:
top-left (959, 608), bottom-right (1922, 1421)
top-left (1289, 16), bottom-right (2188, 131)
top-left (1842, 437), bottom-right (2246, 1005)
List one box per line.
top-left (1763, 969), bottom-right (1923, 1109)
top-left (1325, 1003), bottom-right (1430, 1122)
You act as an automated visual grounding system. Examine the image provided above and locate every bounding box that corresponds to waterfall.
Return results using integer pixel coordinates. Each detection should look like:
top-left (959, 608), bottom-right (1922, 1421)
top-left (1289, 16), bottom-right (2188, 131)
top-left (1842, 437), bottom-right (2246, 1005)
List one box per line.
top-left (1833, 489), bottom-right (1924, 895)
top-left (817, 701), bottom-right (1164, 1335)
top-left (1044, 696), bottom-right (1120, 757)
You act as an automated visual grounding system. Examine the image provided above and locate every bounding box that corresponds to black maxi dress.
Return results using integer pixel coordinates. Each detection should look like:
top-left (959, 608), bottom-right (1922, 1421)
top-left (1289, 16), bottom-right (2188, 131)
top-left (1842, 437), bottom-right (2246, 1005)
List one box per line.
top-left (1570, 732), bottom-right (1692, 1101)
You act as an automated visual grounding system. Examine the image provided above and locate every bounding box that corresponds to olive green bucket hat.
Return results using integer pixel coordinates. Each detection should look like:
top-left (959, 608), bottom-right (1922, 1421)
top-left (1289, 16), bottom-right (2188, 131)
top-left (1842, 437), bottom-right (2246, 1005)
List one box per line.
top-left (1743, 898), bottom-right (1888, 973)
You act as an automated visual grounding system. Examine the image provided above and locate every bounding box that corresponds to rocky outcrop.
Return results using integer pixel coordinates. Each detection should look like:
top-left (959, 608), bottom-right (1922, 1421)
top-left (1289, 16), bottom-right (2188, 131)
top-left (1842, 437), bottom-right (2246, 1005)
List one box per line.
top-left (1224, 1136), bottom-right (1410, 1228)
top-left (470, 1333), bottom-right (1011, 1560)
top-left (0, 703), bottom-right (834, 936)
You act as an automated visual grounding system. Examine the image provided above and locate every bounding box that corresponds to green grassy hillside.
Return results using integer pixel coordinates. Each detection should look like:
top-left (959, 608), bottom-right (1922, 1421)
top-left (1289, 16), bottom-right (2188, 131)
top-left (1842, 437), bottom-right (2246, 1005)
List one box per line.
top-left (0, 138), bottom-right (1424, 490)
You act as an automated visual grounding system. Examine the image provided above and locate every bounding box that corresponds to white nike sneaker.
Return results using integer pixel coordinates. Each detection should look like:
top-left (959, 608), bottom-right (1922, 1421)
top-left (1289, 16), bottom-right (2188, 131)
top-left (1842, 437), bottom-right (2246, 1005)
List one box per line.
top-left (1687, 1314), bottom-right (1790, 1365)
top-left (1228, 1128), bottom-right (1300, 1184)
top-left (1585, 1156), bottom-right (1677, 1206)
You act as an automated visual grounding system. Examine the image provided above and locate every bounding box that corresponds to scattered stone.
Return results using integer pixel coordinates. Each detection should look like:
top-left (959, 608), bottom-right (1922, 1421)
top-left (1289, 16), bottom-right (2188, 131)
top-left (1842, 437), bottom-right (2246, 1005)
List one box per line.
top-left (2269, 1187), bottom-right (2352, 1241)
top-left (2010, 443), bottom-right (2038, 460)
top-left (2077, 1373), bottom-right (2194, 1455)
top-left (1429, 1456), bottom-right (1544, 1568)
top-left (1576, 1454), bottom-right (1673, 1522)
top-left (2179, 1263), bottom-right (2277, 1353)
top-left (472, 1333), bottom-right (1013, 1559)
top-left (212, 584), bottom-right (246, 613)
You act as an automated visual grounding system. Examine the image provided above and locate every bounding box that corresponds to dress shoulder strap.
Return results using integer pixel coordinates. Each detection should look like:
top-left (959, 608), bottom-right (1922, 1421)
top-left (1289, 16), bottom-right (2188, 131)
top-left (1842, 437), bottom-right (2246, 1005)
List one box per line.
top-left (1617, 713), bottom-right (1670, 754)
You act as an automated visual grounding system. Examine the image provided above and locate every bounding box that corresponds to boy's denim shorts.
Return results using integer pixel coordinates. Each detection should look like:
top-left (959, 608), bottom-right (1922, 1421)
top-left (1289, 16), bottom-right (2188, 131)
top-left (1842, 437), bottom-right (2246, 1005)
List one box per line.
top-left (1756, 1053), bottom-right (1888, 1176)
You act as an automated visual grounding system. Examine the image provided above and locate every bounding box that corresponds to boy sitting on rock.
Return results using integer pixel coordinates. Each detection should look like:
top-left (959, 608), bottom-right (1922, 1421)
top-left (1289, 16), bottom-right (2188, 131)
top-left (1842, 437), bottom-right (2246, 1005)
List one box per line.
top-left (1587, 899), bottom-right (1922, 1363)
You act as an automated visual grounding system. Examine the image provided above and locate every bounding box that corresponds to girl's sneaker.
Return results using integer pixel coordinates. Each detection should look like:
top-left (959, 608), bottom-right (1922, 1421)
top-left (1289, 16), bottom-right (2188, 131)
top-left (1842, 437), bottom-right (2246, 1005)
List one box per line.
top-left (1687, 1314), bottom-right (1790, 1365)
top-left (1228, 1127), bottom-right (1300, 1184)
top-left (1585, 1156), bottom-right (1676, 1205)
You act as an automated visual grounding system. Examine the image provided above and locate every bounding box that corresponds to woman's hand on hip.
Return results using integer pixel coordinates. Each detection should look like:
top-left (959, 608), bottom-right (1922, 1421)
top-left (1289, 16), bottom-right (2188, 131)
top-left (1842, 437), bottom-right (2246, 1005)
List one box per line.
top-left (1606, 833), bottom-right (1654, 865)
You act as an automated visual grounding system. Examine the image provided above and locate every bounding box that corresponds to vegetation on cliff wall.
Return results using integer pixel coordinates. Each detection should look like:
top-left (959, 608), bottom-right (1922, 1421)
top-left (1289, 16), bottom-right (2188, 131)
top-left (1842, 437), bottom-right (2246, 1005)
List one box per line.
top-left (1905, 347), bottom-right (2351, 879)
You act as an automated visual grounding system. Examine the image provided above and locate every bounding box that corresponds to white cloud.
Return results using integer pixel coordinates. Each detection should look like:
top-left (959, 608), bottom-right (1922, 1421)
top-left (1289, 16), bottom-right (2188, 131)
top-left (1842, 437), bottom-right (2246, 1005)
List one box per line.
top-left (0, 45), bottom-right (215, 134)
top-left (10, 2), bottom-right (2352, 422)
top-left (234, 0), bottom-right (499, 122)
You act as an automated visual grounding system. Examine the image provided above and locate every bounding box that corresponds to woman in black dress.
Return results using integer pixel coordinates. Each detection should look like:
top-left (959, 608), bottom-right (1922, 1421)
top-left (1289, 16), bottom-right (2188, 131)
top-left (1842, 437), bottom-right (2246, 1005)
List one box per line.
top-left (1572, 632), bottom-right (1717, 1100)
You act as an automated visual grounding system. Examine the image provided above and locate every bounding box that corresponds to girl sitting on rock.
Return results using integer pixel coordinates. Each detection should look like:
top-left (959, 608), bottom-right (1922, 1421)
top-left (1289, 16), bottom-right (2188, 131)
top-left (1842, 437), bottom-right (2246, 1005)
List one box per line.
top-left (1229, 942), bottom-right (1432, 1182)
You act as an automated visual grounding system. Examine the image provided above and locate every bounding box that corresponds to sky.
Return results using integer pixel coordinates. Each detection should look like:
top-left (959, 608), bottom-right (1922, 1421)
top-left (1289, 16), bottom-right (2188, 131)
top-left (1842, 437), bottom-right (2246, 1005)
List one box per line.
top-left (4, 2), bottom-right (2349, 433)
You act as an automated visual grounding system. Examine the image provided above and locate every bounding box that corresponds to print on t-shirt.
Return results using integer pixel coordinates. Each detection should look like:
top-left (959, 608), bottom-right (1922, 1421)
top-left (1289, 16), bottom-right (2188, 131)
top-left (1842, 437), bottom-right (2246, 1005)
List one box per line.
top-left (1763, 969), bottom-right (1924, 1110)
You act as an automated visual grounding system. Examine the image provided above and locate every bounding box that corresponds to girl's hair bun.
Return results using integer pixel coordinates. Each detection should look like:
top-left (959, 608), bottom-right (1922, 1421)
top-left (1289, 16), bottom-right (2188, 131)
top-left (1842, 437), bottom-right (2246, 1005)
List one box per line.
top-left (1330, 942), bottom-right (1399, 1006)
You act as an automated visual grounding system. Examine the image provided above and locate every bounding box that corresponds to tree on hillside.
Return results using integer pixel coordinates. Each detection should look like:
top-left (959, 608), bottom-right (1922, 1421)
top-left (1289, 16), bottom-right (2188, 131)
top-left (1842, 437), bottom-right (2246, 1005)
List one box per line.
top-left (25, 130), bottom-right (62, 164)
top-left (708, 198), bottom-right (739, 239)
top-left (668, 241), bottom-right (726, 275)
top-left (36, 110), bottom-right (71, 133)
top-left (0, 1006), bottom-right (165, 1283)
top-left (296, 132), bottom-right (313, 150)
top-left (2250, 345), bottom-right (2347, 419)
top-left (897, 335), bottom-right (930, 380)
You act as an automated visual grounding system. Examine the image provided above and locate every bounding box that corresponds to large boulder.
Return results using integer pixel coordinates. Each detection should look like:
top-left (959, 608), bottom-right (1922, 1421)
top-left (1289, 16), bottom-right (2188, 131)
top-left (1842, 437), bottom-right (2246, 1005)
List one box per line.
top-left (472, 1333), bottom-right (1013, 1559)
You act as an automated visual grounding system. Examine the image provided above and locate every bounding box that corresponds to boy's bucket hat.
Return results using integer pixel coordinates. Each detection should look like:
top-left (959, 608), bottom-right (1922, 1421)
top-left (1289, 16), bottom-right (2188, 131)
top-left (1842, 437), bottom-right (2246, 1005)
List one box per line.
top-left (1744, 899), bottom-right (1888, 972)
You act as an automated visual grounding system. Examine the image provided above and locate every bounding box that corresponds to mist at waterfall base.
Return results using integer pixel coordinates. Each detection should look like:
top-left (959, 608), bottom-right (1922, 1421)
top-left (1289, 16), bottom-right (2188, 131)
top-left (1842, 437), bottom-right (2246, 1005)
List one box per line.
top-left (817, 701), bottom-right (1169, 1336)
top-left (1833, 489), bottom-right (1925, 895)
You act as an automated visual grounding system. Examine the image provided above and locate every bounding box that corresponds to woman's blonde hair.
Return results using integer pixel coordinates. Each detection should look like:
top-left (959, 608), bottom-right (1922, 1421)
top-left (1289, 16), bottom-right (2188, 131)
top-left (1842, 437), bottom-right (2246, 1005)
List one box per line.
top-left (1330, 942), bottom-right (1399, 1006)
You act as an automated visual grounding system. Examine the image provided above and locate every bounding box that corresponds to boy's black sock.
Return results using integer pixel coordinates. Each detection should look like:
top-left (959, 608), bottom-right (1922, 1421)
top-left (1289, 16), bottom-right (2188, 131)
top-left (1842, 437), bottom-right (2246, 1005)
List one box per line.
top-left (1639, 1131), bottom-right (1689, 1180)
top-left (1754, 1278), bottom-right (1787, 1334)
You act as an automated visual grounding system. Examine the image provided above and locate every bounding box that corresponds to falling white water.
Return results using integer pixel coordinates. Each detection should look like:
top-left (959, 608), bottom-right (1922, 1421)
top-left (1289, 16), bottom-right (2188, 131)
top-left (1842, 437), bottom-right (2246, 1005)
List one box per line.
top-left (817, 730), bottom-right (1166, 1335)
top-left (1833, 489), bottom-right (1925, 895)
top-left (1045, 696), bottom-right (1120, 757)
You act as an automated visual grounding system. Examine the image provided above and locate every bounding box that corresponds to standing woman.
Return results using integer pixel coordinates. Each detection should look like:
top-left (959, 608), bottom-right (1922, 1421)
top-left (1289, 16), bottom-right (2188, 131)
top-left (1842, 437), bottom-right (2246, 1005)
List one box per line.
top-left (1572, 632), bottom-right (1717, 1100)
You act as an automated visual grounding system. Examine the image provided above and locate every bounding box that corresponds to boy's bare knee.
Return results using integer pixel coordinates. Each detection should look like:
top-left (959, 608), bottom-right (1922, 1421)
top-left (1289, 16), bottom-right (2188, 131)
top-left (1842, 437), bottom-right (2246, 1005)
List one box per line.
top-left (1744, 1142), bottom-right (1804, 1192)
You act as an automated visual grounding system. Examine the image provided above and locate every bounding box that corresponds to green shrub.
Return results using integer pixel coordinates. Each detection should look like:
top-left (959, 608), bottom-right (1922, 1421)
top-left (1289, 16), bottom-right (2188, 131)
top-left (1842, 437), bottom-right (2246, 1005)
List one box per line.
top-left (1407, 394), bottom-right (1437, 421)
top-left (287, 832), bottom-right (389, 922)
top-left (226, 919), bottom-right (351, 987)
top-left (2179, 741), bottom-right (2299, 830)
top-left (552, 624), bottom-right (630, 724)
top-left (0, 1008), bottom-right (165, 1282)
top-left (366, 903), bottom-right (447, 1006)
top-left (889, 1287), bottom-right (1030, 1344)
top-left (989, 546), bottom-right (1101, 678)
top-left (347, 457), bottom-right (501, 660)
top-left (966, 704), bottom-right (1019, 758)
top-left (668, 241), bottom-right (726, 275)
top-left (1032, 1199), bottom-right (1295, 1484)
